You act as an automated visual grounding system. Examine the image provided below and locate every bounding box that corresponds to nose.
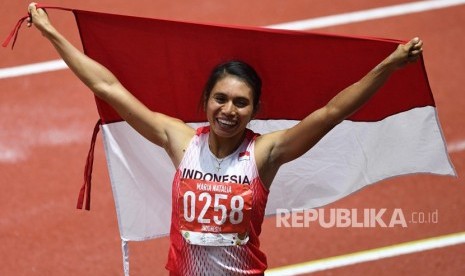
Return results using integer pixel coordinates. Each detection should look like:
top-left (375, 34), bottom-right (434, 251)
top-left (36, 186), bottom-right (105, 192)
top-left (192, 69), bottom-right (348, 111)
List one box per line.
top-left (222, 101), bottom-right (236, 116)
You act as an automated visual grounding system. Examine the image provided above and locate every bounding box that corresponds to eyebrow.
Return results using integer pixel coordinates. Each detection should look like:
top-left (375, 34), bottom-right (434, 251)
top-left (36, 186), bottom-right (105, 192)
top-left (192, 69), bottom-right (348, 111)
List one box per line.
top-left (212, 92), bottom-right (250, 99)
top-left (212, 92), bottom-right (250, 102)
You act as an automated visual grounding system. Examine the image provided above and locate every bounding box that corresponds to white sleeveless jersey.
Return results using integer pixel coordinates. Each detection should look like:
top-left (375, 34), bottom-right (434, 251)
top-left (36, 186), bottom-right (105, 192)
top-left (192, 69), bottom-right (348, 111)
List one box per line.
top-left (166, 126), bottom-right (269, 275)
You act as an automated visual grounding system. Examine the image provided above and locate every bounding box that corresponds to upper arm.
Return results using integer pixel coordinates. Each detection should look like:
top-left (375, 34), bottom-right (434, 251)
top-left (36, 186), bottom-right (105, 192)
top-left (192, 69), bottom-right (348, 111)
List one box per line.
top-left (256, 105), bottom-right (339, 174)
top-left (98, 82), bottom-right (195, 165)
top-left (275, 107), bottom-right (338, 163)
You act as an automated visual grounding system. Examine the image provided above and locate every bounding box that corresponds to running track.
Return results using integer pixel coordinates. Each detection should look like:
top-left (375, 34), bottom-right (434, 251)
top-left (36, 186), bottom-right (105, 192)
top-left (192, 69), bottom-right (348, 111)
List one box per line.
top-left (1, 1), bottom-right (464, 275)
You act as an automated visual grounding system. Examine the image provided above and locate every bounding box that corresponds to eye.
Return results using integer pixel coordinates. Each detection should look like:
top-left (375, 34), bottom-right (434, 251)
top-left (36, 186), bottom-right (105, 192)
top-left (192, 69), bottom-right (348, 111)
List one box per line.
top-left (213, 94), bottom-right (227, 104)
top-left (234, 98), bottom-right (250, 108)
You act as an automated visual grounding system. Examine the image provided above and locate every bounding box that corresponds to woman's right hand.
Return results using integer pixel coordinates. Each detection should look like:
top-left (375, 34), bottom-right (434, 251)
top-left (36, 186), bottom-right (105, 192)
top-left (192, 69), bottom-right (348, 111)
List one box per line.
top-left (27, 2), bottom-right (54, 35)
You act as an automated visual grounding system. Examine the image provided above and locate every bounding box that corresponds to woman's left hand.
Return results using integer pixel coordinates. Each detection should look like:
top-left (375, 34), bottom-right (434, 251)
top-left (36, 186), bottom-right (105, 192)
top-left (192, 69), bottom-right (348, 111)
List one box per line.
top-left (389, 37), bottom-right (424, 69)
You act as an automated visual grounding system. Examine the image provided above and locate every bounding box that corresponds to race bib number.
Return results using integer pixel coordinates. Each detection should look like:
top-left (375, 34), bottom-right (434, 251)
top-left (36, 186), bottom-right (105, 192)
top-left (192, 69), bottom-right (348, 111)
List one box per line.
top-left (178, 178), bottom-right (253, 246)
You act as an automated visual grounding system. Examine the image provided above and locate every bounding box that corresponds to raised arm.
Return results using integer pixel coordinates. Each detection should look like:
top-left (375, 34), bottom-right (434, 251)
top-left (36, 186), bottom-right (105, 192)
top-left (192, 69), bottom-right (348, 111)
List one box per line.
top-left (27, 3), bottom-right (194, 164)
top-left (256, 37), bottom-right (423, 185)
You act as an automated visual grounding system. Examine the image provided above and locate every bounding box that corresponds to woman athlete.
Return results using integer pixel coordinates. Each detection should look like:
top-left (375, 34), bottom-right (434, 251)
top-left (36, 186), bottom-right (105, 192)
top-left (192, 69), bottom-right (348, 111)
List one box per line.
top-left (28, 3), bottom-right (423, 275)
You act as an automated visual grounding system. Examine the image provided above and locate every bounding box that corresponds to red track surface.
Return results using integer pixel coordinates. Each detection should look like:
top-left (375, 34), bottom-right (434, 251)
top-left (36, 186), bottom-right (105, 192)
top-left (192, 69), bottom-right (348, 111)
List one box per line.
top-left (1, 1), bottom-right (464, 275)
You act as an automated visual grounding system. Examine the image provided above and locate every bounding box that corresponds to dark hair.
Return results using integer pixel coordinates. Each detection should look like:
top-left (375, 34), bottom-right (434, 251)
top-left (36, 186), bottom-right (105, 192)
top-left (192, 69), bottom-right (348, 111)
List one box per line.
top-left (201, 60), bottom-right (262, 112)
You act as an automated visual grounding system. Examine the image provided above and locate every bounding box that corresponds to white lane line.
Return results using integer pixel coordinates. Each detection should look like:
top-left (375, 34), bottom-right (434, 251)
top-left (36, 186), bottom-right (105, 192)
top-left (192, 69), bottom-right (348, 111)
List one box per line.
top-left (448, 140), bottom-right (465, 153)
top-left (267, 0), bottom-right (465, 30)
top-left (265, 231), bottom-right (465, 275)
top-left (0, 59), bottom-right (67, 79)
top-left (2, 0), bottom-right (465, 79)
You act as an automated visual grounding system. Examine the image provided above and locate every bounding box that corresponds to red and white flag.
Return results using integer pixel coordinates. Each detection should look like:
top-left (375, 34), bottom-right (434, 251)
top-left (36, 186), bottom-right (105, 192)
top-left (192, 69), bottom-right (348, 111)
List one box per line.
top-left (68, 9), bottom-right (455, 239)
top-left (4, 6), bottom-right (455, 274)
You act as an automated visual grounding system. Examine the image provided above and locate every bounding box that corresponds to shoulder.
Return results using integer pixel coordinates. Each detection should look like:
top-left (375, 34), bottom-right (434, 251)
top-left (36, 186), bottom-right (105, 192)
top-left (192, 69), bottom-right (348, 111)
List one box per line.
top-left (245, 128), bottom-right (260, 141)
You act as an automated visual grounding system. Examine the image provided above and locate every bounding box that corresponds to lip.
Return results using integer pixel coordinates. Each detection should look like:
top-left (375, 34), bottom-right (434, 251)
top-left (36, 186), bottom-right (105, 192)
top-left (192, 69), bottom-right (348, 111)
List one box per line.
top-left (218, 118), bottom-right (237, 125)
top-left (216, 118), bottom-right (238, 130)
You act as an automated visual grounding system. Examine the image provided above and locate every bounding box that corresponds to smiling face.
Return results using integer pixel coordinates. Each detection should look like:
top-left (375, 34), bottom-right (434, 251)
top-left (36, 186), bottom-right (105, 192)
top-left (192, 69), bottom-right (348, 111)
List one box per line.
top-left (206, 75), bottom-right (255, 139)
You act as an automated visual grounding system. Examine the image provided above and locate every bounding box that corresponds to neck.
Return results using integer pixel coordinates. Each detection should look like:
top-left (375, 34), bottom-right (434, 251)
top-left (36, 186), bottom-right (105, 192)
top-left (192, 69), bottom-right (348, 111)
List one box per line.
top-left (208, 130), bottom-right (246, 159)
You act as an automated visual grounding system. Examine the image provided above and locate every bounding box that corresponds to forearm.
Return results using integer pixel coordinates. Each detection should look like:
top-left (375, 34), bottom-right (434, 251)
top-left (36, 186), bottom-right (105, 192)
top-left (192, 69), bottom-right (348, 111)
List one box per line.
top-left (326, 56), bottom-right (397, 123)
top-left (325, 38), bottom-right (422, 124)
top-left (41, 24), bottom-right (119, 99)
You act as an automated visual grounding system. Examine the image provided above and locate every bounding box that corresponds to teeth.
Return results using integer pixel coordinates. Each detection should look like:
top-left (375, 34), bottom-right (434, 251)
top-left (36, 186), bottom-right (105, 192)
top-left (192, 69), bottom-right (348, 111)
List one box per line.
top-left (218, 118), bottom-right (236, 126)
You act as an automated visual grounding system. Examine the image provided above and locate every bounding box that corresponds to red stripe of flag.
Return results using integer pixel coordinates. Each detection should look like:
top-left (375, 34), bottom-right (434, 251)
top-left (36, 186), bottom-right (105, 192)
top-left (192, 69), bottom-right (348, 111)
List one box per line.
top-left (73, 10), bottom-right (435, 124)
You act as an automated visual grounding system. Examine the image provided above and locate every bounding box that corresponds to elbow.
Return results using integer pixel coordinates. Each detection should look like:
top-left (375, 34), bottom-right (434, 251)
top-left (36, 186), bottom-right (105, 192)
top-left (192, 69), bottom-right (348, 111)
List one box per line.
top-left (324, 105), bottom-right (346, 127)
top-left (90, 81), bottom-right (117, 101)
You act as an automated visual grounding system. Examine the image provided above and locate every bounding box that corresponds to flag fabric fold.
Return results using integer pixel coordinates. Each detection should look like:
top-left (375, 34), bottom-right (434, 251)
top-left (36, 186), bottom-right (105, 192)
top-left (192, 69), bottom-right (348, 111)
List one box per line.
top-left (5, 6), bottom-right (455, 275)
